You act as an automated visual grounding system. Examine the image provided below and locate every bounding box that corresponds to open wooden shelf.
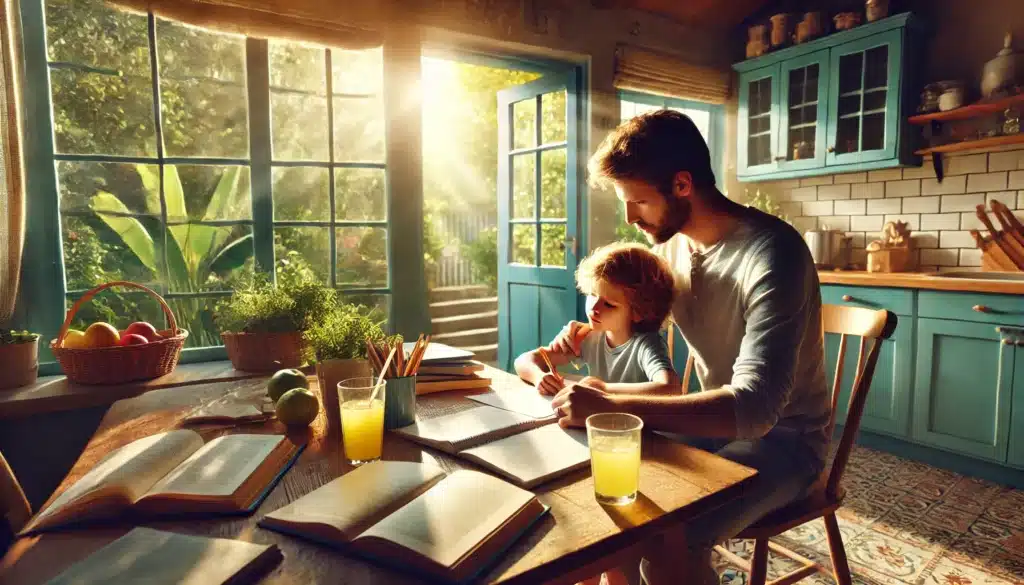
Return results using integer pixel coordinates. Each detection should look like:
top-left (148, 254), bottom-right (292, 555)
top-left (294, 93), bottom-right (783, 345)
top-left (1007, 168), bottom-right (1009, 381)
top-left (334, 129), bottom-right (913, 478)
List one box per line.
top-left (914, 133), bottom-right (1024, 155)
top-left (908, 93), bottom-right (1024, 125)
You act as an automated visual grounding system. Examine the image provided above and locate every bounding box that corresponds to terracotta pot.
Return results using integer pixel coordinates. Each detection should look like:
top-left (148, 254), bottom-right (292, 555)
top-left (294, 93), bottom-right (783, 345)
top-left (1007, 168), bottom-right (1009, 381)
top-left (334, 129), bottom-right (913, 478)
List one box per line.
top-left (865, 0), bottom-right (890, 22)
top-left (315, 359), bottom-right (372, 435)
top-left (770, 13), bottom-right (792, 49)
top-left (746, 24), bottom-right (768, 58)
top-left (833, 12), bottom-right (861, 31)
top-left (221, 331), bottom-right (306, 372)
top-left (0, 337), bottom-right (39, 390)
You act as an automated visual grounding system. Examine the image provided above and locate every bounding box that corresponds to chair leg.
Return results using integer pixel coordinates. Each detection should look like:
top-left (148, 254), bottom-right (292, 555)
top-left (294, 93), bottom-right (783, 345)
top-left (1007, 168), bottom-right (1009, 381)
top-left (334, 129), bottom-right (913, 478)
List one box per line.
top-left (750, 539), bottom-right (769, 585)
top-left (823, 512), bottom-right (853, 585)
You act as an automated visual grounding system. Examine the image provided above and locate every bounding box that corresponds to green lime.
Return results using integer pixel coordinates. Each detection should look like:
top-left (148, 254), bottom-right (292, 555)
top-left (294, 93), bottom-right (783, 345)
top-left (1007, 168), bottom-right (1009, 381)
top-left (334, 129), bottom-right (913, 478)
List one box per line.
top-left (275, 388), bottom-right (319, 427)
top-left (267, 368), bottom-right (309, 402)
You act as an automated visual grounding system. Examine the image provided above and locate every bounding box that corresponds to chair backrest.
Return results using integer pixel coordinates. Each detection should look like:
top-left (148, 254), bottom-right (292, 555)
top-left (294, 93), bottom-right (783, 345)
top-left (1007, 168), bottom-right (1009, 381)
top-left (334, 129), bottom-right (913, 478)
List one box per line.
top-left (678, 304), bottom-right (897, 498)
top-left (1, 450), bottom-right (30, 534)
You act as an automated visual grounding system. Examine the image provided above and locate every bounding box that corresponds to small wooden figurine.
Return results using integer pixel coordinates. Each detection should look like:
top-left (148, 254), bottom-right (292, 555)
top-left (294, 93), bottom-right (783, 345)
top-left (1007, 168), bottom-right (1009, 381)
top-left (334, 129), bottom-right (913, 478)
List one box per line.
top-left (867, 221), bottom-right (914, 272)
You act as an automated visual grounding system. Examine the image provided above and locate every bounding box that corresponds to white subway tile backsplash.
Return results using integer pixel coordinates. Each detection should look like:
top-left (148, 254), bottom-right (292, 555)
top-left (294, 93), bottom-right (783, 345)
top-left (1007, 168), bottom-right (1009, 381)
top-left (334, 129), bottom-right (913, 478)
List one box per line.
top-left (988, 150), bottom-right (1024, 171)
top-left (902, 195), bottom-right (940, 214)
top-left (940, 193), bottom-right (985, 212)
top-left (846, 232), bottom-right (867, 248)
top-left (817, 184), bottom-right (851, 200)
top-left (946, 154), bottom-right (989, 175)
top-left (792, 216), bottom-right (816, 233)
top-left (851, 215), bottom-right (884, 232)
top-left (834, 172), bottom-right (867, 184)
top-left (959, 248), bottom-right (982, 266)
top-left (940, 231), bottom-right (976, 248)
top-left (786, 186), bottom-right (818, 201)
top-left (920, 213), bottom-right (961, 230)
top-left (913, 231), bottom-right (939, 249)
top-left (884, 214), bottom-right (919, 230)
top-left (803, 200), bottom-right (833, 216)
top-left (1019, 190), bottom-right (1024, 209)
top-left (920, 248), bottom-right (958, 266)
top-left (886, 179), bottom-right (920, 198)
top-left (771, 179), bottom-right (803, 189)
top-left (985, 191), bottom-right (1017, 206)
top-left (960, 212), bottom-right (984, 231)
top-left (851, 182), bottom-right (885, 199)
top-left (902, 164), bottom-right (936, 180)
top-left (1009, 170), bottom-right (1024, 190)
top-left (818, 216), bottom-right (850, 231)
top-left (868, 169), bottom-right (903, 182)
top-left (834, 199), bottom-right (866, 215)
top-left (967, 172), bottom-right (1008, 192)
top-left (867, 198), bottom-right (902, 214)
top-left (850, 248), bottom-right (867, 266)
top-left (801, 176), bottom-right (834, 186)
top-left (780, 201), bottom-right (802, 217)
top-left (923, 175), bottom-right (967, 195)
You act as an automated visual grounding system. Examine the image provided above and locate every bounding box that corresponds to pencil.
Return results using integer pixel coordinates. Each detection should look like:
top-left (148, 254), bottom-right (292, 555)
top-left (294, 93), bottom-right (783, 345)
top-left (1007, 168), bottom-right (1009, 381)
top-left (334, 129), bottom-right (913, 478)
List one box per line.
top-left (538, 347), bottom-right (563, 383)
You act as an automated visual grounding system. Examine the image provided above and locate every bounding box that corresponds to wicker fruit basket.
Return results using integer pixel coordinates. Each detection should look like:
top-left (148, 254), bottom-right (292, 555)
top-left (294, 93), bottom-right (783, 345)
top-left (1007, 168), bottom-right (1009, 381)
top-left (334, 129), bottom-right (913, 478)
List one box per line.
top-left (51, 281), bottom-right (189, 385)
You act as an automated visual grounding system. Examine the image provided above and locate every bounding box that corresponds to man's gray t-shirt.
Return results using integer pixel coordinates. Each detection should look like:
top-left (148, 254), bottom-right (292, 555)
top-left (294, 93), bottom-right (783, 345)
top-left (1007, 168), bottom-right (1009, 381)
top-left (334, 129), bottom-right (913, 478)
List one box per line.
top-left (653, 208), bottom-right (830, 465)
top-left (579, 330), bottom-right (673, 384)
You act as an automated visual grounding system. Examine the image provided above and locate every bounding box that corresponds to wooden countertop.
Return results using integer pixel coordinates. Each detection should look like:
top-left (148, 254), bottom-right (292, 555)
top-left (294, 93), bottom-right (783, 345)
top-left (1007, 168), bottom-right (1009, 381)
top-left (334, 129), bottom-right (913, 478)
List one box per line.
top-left (818, 270), bottom-right (1024, 295)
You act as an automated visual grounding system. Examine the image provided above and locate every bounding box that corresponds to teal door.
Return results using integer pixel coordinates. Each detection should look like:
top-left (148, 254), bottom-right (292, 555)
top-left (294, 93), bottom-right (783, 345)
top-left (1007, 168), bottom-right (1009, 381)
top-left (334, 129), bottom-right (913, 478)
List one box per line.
top-left (826, 29), bottom-right (902, 166)
top-left (1007, 328), bottom-right (1024, 469)
top-left (497, 70), bottom-right (581, 371)
top-left (826, 320), bottom-right (913, 438)
top-left (912, 318), bottom-right (1013, 462)
top-left (737, 64), bottom-right (781, 177)
top-left (777, 50), bottom-right (830, 173)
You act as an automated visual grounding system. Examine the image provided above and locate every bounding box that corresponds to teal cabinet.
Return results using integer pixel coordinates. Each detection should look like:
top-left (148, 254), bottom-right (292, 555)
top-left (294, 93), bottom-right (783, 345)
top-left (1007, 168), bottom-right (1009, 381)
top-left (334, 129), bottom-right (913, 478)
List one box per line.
top-left (826, 320), bottom-right (913, 437)
top-left (912, 318), bottom-right (1013, 463)
top-left (1008, 330), bottom-right (1024, 469)
top-left (734, 13), bottom-right (920, 181)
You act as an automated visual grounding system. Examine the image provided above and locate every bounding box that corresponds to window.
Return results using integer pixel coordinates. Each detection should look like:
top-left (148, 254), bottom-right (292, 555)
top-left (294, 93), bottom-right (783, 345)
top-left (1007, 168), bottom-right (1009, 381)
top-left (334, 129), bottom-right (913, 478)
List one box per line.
top-left (24, 0), bottom-right (396, 366)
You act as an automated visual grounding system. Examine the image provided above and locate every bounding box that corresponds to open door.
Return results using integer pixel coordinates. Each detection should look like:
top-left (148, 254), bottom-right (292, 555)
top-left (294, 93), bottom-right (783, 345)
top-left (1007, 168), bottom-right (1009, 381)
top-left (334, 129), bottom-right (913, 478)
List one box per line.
top-left (497, 69), bottom-right (581, 371)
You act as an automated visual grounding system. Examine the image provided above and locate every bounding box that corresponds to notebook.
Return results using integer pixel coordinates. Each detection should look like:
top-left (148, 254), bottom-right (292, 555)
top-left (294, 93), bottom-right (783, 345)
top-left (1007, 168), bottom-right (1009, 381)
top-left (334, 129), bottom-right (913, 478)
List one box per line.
top-left (416, 361), bottom-right (486, 376)
top-left (394, 405), bottom-right (554, 454)
top-left (43, 527), bottom-right (282, 585)
top-left (259, 461), bottom-right (548, 584)
top-left (404, 341), bottom-right (475, 364)
top-left (23, 430), bottom-right (303, 534)
top-left (468, 389), bottom-right (556, 419)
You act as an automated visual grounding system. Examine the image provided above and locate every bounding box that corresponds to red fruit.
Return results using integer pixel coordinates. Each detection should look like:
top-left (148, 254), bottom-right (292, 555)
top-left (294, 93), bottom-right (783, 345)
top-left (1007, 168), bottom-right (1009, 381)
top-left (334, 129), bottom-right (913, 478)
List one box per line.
top-left (119, 334), bottom-right (149, 346)
top-left (124, 321), bottom-right (160, 342)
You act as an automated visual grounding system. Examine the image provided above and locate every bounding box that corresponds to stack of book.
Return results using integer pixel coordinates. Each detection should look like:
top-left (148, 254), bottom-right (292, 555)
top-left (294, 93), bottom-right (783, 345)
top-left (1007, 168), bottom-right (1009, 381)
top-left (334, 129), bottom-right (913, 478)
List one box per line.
top-left (407, 342), bottom-right (492, 394)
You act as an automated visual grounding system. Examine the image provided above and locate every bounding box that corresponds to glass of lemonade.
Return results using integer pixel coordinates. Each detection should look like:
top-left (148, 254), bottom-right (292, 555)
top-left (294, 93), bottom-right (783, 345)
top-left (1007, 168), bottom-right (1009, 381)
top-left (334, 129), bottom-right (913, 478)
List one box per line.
top-left (586, 412), bottom-right (643, 506)
top-left (338, 377), bottom-right (386, 465)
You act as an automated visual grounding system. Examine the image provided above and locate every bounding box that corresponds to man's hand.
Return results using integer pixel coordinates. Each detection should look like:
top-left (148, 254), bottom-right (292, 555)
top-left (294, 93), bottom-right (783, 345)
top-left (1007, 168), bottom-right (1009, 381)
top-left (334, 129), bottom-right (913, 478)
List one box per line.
top-left (578, 376), bottom-right (607, 392)
top-left (537, 372), bottom-right (566, 396)
top-left (548, 321), bottom-right (588, 356)
top-left (552, 383), bottom-right (618, 428)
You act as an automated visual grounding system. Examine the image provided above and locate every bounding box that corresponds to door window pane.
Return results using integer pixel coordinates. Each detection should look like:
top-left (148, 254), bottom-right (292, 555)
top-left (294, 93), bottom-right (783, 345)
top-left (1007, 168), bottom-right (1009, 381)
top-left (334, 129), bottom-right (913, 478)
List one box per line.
top-left (512, 154), bottom-right (536, 219)
top-left (511, 224), bottom-right (535, 265)
top-left (540, 91), bottom-right (566, 144)
top-left (513, 98), bottom-right (536, 150)
top-left (540, 149), bottom-right (566, 218)
top-left (540, 223), bottom-right (566, 267)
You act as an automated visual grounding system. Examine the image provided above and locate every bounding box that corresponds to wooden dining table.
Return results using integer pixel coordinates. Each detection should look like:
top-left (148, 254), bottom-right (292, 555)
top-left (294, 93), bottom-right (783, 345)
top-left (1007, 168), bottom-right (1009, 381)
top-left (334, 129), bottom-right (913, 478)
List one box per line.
top-left (0, 366), bottom-right (757, 585)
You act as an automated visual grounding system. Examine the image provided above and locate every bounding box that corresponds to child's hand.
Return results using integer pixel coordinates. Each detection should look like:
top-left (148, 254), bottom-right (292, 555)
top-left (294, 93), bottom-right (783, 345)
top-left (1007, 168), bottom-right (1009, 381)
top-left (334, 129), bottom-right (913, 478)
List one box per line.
top-left (548, 321), bottom-right (590, 356)
top-left (579, 376), bottom-right (607, 391)
top-left (537, 372), bottom-right (566, 396)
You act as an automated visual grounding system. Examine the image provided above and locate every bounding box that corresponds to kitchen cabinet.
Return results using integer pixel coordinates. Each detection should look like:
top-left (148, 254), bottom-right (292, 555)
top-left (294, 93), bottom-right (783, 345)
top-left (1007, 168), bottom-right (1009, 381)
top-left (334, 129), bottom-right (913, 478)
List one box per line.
top-left (735, 13), bottom-right (921, 181)
top-left (1007, 328), bottom-right (1024, 469)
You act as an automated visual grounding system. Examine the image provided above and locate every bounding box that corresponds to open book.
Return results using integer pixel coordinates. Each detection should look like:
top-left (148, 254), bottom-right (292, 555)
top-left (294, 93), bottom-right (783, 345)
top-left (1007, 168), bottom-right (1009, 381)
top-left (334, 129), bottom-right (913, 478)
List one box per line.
top-left (394, 405), bottom-right (590, 488)
top-left (23, 430), bottom-right (302, 534)
top-left (44, 527), bottom-right (282, 585)
top-left (259, 461), bottom-right (548, 584)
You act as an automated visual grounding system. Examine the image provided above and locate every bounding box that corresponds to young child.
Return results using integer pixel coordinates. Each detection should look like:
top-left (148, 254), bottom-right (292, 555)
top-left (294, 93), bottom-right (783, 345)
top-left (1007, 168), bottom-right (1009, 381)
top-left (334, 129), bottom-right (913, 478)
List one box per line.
top-left (515, 241), bottom-right (680, 398)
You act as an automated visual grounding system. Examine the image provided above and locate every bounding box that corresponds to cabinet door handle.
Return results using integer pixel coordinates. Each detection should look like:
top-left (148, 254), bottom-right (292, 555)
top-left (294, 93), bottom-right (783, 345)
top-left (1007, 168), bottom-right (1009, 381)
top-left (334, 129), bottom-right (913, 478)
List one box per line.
top-left (774, 155), bottom-right (787, 161)
top-left (827, 145), bottom-right (836, 153)
top-left (841, 294), bottom-right (854, 302)
top-left (972, 304), bottom-right (990, 313)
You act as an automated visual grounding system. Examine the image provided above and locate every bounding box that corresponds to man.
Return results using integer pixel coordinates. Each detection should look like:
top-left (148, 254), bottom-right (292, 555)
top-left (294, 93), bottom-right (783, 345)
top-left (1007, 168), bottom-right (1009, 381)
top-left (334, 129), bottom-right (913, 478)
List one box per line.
top-left (550, 110), bottom-right (829, 585)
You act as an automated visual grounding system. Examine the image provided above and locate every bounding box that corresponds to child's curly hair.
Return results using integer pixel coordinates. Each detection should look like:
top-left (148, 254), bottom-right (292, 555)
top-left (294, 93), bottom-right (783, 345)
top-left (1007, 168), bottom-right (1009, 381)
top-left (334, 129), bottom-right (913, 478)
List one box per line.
top-left (575, 243), bottom-right (678, 333)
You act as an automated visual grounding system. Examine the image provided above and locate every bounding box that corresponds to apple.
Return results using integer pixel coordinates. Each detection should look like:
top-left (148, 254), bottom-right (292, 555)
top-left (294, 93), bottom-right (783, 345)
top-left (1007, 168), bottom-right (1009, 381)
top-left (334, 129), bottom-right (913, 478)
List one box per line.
top-left (119, 334), bottom-right (149, 346)
top-left (267, 369), bottom-right (309, 402)
top-left (83, 322), bottom-right (120, 348)
top-left (124, 321), bottom-right (161, 342)
top-left (62, 329), bottom-right (88, 349)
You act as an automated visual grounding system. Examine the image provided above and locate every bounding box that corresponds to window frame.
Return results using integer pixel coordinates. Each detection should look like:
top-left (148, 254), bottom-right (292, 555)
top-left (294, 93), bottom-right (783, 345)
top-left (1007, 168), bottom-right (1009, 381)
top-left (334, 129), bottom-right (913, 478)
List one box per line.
top-left (617, 90), bottom-right (725, 189)
top-left (17, 0), bottom-right (415, 374)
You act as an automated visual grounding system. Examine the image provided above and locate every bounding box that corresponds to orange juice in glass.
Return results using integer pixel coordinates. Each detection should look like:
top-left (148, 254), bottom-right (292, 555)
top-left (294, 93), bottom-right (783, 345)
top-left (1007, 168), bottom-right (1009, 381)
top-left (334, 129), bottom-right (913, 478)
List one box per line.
top-left (586, 413), bottom-right (642, 505)
top-left (338, 377), bottom-right (386, 465)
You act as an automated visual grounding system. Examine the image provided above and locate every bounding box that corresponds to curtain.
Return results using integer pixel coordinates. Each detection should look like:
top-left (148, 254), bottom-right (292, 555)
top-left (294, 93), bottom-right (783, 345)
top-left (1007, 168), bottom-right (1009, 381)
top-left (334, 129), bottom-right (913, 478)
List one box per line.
top-left (614, 45), bottom-right (730, 105)
top-left (107, 0), bottom-right (383, 49)
top-left (0, 0), bottom-right (24, 325)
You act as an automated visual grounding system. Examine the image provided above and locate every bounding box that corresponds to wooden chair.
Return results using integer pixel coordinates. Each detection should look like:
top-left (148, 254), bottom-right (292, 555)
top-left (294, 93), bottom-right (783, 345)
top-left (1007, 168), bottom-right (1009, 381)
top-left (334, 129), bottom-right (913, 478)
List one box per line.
top-left (1, 450), bottom-right (31, 536)
top-left (703, 304), bottom-right (898, 585)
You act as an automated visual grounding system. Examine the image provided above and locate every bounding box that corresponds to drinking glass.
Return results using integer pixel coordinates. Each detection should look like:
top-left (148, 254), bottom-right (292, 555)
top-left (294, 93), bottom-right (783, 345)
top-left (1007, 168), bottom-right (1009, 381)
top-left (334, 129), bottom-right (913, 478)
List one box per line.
top-left (338, 377), bottom-right (386, 465)
top-left (586, 412), bottom-right (643, 505)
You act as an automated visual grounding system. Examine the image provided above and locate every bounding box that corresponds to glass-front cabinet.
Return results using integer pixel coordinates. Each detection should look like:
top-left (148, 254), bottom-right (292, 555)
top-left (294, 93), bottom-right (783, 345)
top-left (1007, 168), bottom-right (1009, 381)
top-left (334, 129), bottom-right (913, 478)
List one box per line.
top-left (735, 13), bottom-right (918, 181)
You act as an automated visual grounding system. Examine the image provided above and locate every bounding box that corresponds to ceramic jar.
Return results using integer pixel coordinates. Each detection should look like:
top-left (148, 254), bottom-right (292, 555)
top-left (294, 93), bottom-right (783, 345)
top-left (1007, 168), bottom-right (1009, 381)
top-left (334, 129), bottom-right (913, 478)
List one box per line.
top-left (795, 12), bottom-right (825, 44)
top-left (746, 24), bottom-right (769, 58)
top-left (981, 33), bottom-right (1023, 99)
top-left (833, 12), bottom-right (862, 31)
top-left (865, 0), bottom-right (890, 22)
top-left (769, 13), bottom-right (791, 49)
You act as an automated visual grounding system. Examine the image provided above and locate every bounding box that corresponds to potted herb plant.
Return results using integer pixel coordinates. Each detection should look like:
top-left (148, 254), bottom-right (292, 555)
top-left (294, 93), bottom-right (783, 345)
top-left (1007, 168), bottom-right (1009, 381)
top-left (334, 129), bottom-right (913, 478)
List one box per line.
top-left (0, 329), bottom-right (40, 390)
top-left (304, 303), bottom-right (396, 433)
top-left (217, 276), bottom-right (336, 372)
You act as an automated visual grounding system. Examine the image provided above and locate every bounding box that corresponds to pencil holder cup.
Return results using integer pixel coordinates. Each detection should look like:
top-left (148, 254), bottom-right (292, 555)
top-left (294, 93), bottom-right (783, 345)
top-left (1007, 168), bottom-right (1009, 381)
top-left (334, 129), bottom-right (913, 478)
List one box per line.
top-left (384, 376), bottom-right (417, 429)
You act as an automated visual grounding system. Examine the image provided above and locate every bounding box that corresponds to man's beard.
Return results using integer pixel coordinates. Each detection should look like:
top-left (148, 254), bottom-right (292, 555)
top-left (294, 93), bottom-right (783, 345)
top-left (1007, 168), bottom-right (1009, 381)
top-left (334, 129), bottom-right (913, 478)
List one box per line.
top-left (637, 197), bottom-right (690, 244)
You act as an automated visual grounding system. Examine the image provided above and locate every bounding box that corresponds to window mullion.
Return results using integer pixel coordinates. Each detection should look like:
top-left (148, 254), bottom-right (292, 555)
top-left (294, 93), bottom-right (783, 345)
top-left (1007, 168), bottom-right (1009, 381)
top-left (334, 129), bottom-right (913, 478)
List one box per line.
top-left (326, 49), bottom-right (338, 288)
top-left (148, 14), bottom-right (170, 298)
top-left (245, 38), bottom-right (275, 278)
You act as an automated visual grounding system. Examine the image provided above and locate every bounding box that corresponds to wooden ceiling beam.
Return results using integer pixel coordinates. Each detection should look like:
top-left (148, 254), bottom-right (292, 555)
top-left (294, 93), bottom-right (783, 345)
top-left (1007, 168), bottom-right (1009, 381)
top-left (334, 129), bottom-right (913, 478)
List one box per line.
top-left (592, 0), bottom-right (772, 28)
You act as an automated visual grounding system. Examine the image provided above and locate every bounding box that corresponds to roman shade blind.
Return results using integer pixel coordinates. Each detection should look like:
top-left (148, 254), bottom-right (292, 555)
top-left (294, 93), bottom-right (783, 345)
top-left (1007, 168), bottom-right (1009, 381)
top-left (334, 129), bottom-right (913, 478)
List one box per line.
top-left (614, 45), bottom-right (730, 105)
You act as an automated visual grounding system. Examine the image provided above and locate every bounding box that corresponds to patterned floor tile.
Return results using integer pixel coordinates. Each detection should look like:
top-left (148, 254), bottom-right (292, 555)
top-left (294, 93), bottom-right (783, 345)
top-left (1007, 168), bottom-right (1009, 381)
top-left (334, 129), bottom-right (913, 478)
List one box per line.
top-left (893, 519), bottom-right (961, 551)
top-left (1001, 530), bottom-right (1024, 557)
top-left (968, 519), bottom-right (1015, 543)
top-left (948, 477), bottom-right (1005, 506)
top-left (923, 503), bottom-right (983, 533)
top-left (885, 469), bottom-right (929, 491)
top-left (926, 556), bottom-right (1016, 585)
top-left (944, 534), bottom-right (1001, 568)
top-left (847, 529), bottom-right (938, 583)
top-left (983, 502), bottom-right (1024, 531)
top-left (868, 485), bottom-right (916, 508)
top-left (986, 550), bottom-right (1024, 583)
top-left (895, 492), bottom-right (937, 515)
top-left (942, 490), bottom-right (991, 514)
top-left (873, 510), bottom-right (921, 538)
top-left (839, 496), bottom-right (893, 526)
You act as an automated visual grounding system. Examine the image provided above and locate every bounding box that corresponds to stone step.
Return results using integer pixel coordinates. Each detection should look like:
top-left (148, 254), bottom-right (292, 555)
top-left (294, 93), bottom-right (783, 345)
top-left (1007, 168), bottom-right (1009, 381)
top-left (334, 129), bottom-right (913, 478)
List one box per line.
top-left (430, 310), bottom-right (498, 335)
top-left (429, 285), bottom-right (492, 304)
top-left (428, 296), bottom-right (498, 319)
top-left (432, 327), bottom-right (498, 349)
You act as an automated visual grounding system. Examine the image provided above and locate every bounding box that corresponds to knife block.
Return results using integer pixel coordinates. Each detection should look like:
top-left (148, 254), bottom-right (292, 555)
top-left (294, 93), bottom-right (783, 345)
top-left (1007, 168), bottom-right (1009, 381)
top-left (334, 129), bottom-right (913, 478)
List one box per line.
top-left (867, 246), bottom-right (913, 273)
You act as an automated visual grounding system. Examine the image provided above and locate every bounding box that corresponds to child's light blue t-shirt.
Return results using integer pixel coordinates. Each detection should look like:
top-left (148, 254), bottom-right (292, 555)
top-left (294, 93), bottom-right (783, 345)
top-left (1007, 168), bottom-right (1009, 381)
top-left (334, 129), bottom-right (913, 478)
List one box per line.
top-left (578, 330), bottom-right (674, 383)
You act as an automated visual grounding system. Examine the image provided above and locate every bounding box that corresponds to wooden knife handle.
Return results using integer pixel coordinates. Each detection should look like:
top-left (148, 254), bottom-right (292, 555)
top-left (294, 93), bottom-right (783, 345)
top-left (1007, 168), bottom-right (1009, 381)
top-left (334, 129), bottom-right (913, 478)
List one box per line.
top-left (975, 204), bottom-right (1000, 238)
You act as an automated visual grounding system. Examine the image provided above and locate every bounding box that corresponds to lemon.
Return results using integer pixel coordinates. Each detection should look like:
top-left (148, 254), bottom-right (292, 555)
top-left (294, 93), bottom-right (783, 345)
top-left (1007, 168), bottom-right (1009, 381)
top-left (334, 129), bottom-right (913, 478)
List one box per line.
top-left (267, 368), bottom-right (309, 402)
top-left (62, 330), bottom-right (88, 349)
top-left (275, 388), bottom-right (319, 427)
